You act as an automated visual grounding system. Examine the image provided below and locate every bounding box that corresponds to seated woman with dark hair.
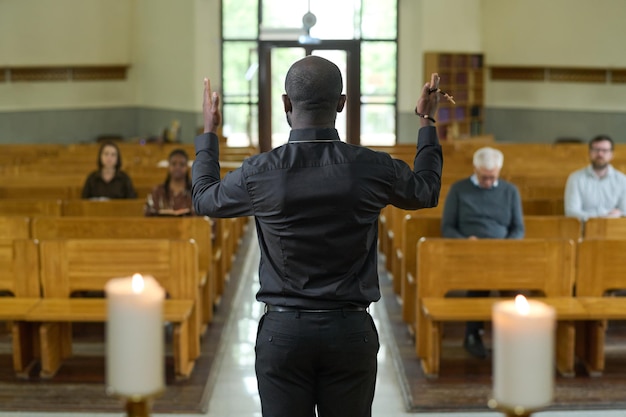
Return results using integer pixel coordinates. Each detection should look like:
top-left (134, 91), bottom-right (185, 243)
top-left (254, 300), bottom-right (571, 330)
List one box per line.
top-left (145, 149), bottom-right (195, 216)
top-left (82, 141), bottom-right (137, 199)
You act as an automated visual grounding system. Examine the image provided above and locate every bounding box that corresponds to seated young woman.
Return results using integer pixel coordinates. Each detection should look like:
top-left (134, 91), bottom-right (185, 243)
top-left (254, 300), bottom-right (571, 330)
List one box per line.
top-left (81, 141), bottom-right (137, 199)
top-left (145, 148), bottom-right (195, 216)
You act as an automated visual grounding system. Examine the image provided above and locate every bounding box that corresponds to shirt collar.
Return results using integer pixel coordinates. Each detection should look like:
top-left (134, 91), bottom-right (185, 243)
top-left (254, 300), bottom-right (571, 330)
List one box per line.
top-left (585, 164), bottom-right (615, 179)
top-left (470, 174), bottom-right (499, 189)
top-left (288, 128), bottom-right (341, 143)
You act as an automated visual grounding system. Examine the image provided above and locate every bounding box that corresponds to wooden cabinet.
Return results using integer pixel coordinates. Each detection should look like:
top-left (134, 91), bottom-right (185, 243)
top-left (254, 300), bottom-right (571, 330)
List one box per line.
top-left (424, 52), bottom-right (484, 140)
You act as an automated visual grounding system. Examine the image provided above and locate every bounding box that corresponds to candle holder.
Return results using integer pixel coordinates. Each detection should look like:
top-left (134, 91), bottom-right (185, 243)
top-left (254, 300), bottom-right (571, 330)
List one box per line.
top-left (488, 398), bottom-right (540, 417)
top-left (124, 395), bottom-right (151, 417)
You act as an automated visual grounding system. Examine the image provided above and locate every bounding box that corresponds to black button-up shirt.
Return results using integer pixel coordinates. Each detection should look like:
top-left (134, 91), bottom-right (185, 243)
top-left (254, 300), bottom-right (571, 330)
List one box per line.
top-left (192, 127), bottom-right (442, 309)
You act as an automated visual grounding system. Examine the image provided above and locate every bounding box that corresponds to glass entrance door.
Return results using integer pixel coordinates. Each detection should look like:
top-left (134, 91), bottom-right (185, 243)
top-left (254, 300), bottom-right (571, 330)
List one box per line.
top-left (258, 40), bottom-right (360, 152)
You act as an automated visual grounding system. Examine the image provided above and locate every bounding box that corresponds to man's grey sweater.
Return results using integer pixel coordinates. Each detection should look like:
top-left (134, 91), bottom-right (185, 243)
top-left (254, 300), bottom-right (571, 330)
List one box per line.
top-left (441, 177), bottom-right (524, 239)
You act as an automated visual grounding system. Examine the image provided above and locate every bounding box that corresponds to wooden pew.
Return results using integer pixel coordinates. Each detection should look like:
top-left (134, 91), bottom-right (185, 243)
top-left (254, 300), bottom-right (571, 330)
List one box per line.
top-left (522, 197), bottom-right (565, 216)
top-left (524, 216), bottom-right (582, 240)
top-left (386, 206), bottom-right (408, 293)
top-left (0, 185), bottom-right (76, 199)
top-left (27, 238), bottom-right (200, 379)
top-left (0, 239), bottom-right (41, 377)
top-left (416, 238), bottom-right (579, 377)
top-left (378, 205), bottom-right (392, 263)
top-left (0, 199), bottom-right (63, 216)
top-left (399, 215), bottom-right (442, 331)
top-left (385, 205), bottom-right (442, 295)
top-left (398, 215), bottom-right (580, 334)
top-left (0, 216), bottom-right (31, 239)
top-left (31, 216), bottom-right (215, 324)
top-left (575, 239), bottom-right (626, 375)
top-left (583, 217), bottom-right (626, 239)
top-left (61, 199), bottom-right (146, 216)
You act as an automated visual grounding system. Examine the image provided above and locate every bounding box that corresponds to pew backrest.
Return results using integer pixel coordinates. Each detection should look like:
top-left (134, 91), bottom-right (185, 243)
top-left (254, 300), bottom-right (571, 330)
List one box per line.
top-left (32, 216), bottom-right (212, 277)
top-left (524, 216), bottom-right (581, 240)
top-left (417, 238), bottom-right (576, 298)
top-left (583, 218), bottom-right (626, 239)
top-left (0, 216), bottom-right (31, 239)
top-left (0, 199), bottom-right (63, 216)
top-left (0, 239), bottom-right (40, 297)
top-left (61, 199), bottom-right (146, 216)
top-left (576, 239), bottom-right (626, 297)
top-left (39, 238), bottom-right (198, 300)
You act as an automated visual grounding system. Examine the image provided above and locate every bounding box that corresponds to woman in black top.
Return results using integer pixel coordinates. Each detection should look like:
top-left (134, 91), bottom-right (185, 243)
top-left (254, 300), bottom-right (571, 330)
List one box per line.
top-left (81, 141), bottom-right (137, 199)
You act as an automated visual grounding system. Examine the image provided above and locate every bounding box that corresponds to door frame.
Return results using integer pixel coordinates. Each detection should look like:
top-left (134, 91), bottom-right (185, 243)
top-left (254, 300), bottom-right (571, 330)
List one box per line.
top-left (257, 39), bottom-right (361, 152)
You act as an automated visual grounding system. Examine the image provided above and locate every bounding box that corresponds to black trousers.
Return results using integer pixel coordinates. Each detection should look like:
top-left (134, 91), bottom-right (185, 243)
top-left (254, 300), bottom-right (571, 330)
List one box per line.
top-left (255, 310), bottom-right (380, 417)
top-left (465, 290), bottom-right (490, 335)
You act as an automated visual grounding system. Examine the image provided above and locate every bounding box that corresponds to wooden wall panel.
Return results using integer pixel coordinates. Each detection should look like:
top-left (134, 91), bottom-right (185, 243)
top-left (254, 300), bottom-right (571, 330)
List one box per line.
top-left (612, 70), bottom-right (626, 83)
top-left (491, 67), bottom-right (545, 81)
top-left (11, 68), bottom-right (69, 82)
top-left (6, 66), bottom-right (129, 82)
top-left (491, 66), bottom-right (626, 84)
top-left (549, 68), bottom-right (606, 83)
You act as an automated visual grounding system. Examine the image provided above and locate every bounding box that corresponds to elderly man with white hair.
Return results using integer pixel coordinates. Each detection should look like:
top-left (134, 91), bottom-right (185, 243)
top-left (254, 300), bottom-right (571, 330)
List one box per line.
top-left (441, 146), bottom-right (524, 358)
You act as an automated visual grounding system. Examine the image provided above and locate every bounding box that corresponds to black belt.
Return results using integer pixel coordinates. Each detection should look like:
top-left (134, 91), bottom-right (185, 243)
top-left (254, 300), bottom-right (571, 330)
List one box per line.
top-left (265, 305), bottom-right (367, 313)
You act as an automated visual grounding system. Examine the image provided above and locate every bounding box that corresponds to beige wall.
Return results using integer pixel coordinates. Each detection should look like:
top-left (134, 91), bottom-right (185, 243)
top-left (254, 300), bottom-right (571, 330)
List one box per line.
top-left (0, 0), bottom-right (220, 113)
top-left (0, 0), bottom-right (132, 66)
top-left (133, 0), bottom-right (222, 112)
top-left (399, 0), bottom-right (626, 114)
top-left (0, 0), bottom-right (135, 111)
top-left (482, 0), bottom-right (626, 112)
top-left (2, 0), bottom-right (626, 127)
top-left (482, 0), bottom-right (626, 67)
top-left (397, 0), bottom-right (482, 111)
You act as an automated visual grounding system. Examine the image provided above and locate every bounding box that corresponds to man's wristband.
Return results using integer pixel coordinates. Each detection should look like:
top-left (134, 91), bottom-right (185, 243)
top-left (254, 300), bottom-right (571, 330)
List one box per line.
top-left (414, 108), bottom-right (436, 123)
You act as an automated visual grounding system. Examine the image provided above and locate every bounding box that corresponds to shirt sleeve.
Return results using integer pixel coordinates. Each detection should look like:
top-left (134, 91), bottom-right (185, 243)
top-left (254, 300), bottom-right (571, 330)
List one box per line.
top-left (191, 132), bottom-right (254, 218)
top-left (81, 173), bottom-right (93, 199)
top-left (564, 172), bottom-right (595, 220)
top-left (387, 126), bottom-right (443, 210)
top-left (125, 173), bottom-right (138, 199)
top-left (441, 183), bottom-right (465, 238)
top-left (507, 185), bottom-right (525, 239)
top-left (617, 175), bottom-right (626, 215)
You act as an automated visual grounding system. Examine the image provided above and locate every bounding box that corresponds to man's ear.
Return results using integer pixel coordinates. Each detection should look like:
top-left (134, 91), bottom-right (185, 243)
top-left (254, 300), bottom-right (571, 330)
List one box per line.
top-left (336, 94), bottom-right (347, 113)
top-left (282, 94), bottom-right (292, 113)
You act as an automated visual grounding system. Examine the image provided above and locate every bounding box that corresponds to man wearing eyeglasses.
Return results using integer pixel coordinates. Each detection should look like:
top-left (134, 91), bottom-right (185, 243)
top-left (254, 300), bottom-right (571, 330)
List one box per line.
top-left (564, 135), bottom-right (626, 221)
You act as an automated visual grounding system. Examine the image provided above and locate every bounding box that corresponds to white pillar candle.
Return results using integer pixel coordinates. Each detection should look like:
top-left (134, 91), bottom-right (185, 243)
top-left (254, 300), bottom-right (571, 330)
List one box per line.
top-left (106, 273), bottom-right (165, 397)
top-left (493, 295), bottom-right (556, 410)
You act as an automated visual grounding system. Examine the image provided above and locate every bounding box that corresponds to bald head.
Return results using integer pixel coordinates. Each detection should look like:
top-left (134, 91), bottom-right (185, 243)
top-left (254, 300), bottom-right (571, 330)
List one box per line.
top-left (284, 56), bottom-right (344, 124)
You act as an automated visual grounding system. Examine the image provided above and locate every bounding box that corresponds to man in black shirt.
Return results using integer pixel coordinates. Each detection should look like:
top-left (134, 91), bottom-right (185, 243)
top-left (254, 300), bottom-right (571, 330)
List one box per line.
top-left (192, 56), bottom-right (442, 417)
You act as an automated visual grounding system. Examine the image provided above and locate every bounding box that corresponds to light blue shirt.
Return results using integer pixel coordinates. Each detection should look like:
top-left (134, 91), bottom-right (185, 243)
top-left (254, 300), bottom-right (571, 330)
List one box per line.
top-left (564, 165), bottom-right (626, 221)
top-left (470, 173), bottom-right (499, 188)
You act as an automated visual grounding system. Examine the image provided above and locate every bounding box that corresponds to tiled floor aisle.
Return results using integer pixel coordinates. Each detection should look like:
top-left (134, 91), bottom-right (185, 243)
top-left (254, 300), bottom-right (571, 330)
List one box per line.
top-left (3, 226), bottom-right (625, 417)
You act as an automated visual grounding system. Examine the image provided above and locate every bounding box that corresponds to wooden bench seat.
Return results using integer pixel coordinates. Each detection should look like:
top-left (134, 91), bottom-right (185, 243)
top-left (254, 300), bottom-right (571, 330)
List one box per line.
top-left (0, 199), bottom-right (63, 216)
top-left (583, 217), bottom-right (626, 239)
top-left (25, 298), bottom-right (194, 379)
top-left (575, 239), bottom-right (626, 376)
top-left (61, 199), bottom-right (146, 216)
top-left (0, 238), bottom-right (41, 377)
top-left (525, 215), bottom-right (582, 240)
top-left (421, 297), bottom-right (588, 379)
top-left (397, 215), bottom-right (580, 335)
top-left (416, 238), bottom-right (576, 378)
top-left (399, 215), bottom-right (441, 331)
top-left (31, 215), bottom-right (215, 324)
top-left (31, 238), bottom-right (201, 379)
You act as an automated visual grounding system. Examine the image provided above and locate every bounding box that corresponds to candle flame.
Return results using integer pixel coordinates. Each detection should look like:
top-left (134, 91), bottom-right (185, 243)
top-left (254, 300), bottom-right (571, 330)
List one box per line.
top-left (131, 273), bottom-right (144, 294)
top-left (515, 294), bottom-right (529, 315)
